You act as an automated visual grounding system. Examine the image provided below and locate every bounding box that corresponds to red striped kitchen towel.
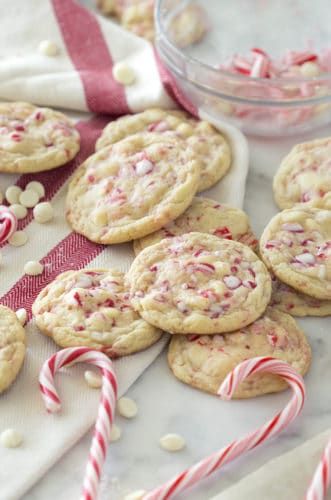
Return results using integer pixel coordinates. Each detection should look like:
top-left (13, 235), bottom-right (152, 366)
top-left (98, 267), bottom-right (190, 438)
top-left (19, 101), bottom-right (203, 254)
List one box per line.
top-left (0, 1), bottom-right (249, 498)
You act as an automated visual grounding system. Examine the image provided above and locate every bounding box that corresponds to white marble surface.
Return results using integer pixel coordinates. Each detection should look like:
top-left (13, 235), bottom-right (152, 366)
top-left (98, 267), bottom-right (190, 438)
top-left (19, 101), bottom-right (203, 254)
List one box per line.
top-left (23, 124), bottom-right (331, 500)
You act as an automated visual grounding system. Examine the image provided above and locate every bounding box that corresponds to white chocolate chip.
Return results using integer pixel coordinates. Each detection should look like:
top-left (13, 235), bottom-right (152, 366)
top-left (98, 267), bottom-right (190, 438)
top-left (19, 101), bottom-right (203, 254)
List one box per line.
top-left (117, 397), bottom-right (138, 419)
top-left (135, 159), bottom-right (154, 176)
top-left (5, 186), bottom-right (22, 205)
top-left (0, 429), bottom-right (23, 448)
top-left (16, 308), bottom-right (27, 326)
top-left (159, 433), bottom-right (186, 452)
top-left (19, 189), bottom-right (40, 208)
top-left (110, 424), bottom-right (122, 442)
top-left (113, 62), bottom-right (136, 85)
top-left (26, 181), bottom-right (45, 198)
top-left (33, 202), bottom-right (54, 223)
top-left (24, 260), bottom-right (44, 276)
top-left (38, 39), bottom-right (59, 57)
top-left (84, 370), bottom-right (102, 389)
top-left (8, 231), bottom-right (28, 247)
top-left (300, 61), bottom-right (320, 78)
top-left (123, 490), bottom-right (146, 500)
top-left (9, 204), bottom-right (28, 220)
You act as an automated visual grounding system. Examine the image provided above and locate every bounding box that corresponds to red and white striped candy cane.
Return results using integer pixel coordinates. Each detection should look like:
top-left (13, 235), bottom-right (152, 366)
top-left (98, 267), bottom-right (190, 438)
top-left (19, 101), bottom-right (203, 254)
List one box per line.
top-left (144, 356), bottom-right (306, 500)
top-left (39, 347), bottom-right (118, 500)
top-left (0, 206), bottom-right (17, 244)
top-left (306, 438), bottom-right (331, 500)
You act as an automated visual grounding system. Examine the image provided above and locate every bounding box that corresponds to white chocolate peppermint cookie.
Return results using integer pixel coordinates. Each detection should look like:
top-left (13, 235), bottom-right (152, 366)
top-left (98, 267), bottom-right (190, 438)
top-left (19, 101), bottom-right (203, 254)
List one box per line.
top-left (270, 274), bottom-right (331, 317)
top-left (32, 269), bottom-right (162, 357)
top-left (127, 232), bottom-right (272, 335)
top-left (0, 305), bottom-right (26, 394)
top-left (260, 207), bottom-right (331, 300)
top-left (66, 133), bottom-right (201, 244)
top-left (120, 0), bottom-right (154, 42)
top-left (0, 102), bottom-right (80, 173)
top-left (168, 307), bottom-right (311, 398)
top-left (168, 4), bottom-right (208, 48)
top-left (133, 197), bottom-right (258, 255)
top-left (95, 109), bottom-right (232, 192)
top-left (273, 137), bottom-right (331, 209)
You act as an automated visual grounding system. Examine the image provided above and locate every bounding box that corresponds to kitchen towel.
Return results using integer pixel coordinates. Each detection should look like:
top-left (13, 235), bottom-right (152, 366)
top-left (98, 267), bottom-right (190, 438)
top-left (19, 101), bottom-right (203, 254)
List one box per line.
top-left (0, 1), bottom-right (249, 498)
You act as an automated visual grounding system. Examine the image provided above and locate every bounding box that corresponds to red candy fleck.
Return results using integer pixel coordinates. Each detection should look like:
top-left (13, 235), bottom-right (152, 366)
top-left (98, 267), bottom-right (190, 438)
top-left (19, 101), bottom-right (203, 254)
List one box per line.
top-left (103, 298), bottom-right (115, 307)
top-left (34, 111), bottom-right (44, 121)
top-left (11, 133), bottom-right (22, 142)
top-left (149, 265), bottom-right (158, 272)
top-left (242, 280), bottom-right (257, 289)
top-left (87, 175), bottom-right (95, 183)
top-left (267, 333), bottom-right (278, 347)
top-left (73, 292), bottom-right (83, 307)
top-left (230, 266), bottom-right (238, 273)
top-left (213, 226), bottom-right (232, 239)
top-left (14, 124), bottom-right (25, 132)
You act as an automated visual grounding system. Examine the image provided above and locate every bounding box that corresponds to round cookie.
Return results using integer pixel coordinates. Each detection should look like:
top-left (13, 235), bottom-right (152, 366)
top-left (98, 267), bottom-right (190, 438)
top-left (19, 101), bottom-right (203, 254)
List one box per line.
top-left (127, 232), bottom-right (272, 334)
top-left (0, 305), bottom-right (26, 394)
top-left (66, 133), bottom-right (201, 244)
top-left (270, 274), bottom-right (331, 317)
top-left (273, 137), bottom-right (331, 209)
top-left (168, 4), bottom-right (208, 48)
top-left (0, 102), bottom-right (80, 173)
top-left (120, 1), bottom-right (154, 42)
top-left (32, 269), bottom-right (162, 357)
top-left (260, 207), bottom-right (331, 300)
top-left (168, 307), bottom-right (311, 398)
top-left (95, 109), bottom-right (232, 192)
top-left (133, 197), bottom-right (258, 255)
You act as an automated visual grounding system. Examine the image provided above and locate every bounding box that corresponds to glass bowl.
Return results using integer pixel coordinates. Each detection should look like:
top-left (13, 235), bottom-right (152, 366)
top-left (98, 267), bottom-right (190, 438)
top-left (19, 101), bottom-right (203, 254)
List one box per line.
top-left (155, 0), bottom-right (331, 136)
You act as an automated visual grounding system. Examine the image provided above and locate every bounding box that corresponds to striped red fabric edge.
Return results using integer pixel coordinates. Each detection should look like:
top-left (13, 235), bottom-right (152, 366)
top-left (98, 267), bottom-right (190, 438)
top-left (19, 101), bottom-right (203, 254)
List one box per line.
top-left (153, 47), bottom-right (198, 117)
top-left (51, 0), bottom-right (130, 115)
top-left (0, 232), bottom-right (104, 317)
top-left (1, 116), bottom-right (108, 248)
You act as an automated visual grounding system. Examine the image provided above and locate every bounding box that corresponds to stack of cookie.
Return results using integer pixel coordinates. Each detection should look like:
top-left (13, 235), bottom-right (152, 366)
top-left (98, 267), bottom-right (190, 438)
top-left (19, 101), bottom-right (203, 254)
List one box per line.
top-left (95, 0), bottom-right (207, 47)
top-left (32, 109), bottom-right (314, 398)
top-left (262, 137), bottom-right (331, 317)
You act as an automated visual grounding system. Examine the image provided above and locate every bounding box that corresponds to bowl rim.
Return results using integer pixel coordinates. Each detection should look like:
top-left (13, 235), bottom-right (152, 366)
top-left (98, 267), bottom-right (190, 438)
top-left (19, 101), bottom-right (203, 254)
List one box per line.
top-left (154, 0), bottom-right (331, 89)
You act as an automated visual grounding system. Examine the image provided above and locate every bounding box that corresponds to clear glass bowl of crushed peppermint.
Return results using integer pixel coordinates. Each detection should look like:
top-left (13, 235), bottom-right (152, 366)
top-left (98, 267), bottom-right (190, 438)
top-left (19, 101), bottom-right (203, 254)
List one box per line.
top-left (155, 0), bottom-right (331, 136)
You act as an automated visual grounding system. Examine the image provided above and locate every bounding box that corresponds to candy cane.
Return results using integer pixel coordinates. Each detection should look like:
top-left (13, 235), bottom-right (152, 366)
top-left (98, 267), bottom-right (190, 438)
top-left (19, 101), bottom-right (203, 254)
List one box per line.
top-left (0, 206), bottom-right (17, 244)
top-left (144, 356), bottom-right (305, 500)
top-left (39, 347), bottom-right (118, 500)
top-left (306, 438), bottom-right (331, 500)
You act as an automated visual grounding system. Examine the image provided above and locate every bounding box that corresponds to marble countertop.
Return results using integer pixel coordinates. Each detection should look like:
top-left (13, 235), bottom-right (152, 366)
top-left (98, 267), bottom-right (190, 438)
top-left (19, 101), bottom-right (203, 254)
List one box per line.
top-left (24, 125), bottom-right (331, 500)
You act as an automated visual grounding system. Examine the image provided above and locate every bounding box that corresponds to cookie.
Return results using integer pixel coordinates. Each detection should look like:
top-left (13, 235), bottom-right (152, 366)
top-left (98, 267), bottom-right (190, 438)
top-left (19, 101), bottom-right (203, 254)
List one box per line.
top-left (168, 4), bottom-right (208, 48)
top-left (133, 197), bottom-right (258, 255)
top-left (32, 269), bottom-right (162, 357)
top-left (260, 207), bottom-right (331, 300)
top-left (120, 1), bottom-right (154, 42)
top-left (127, 232), bottom-right (272, 334)
top-left (270, 274), bottom-right (331, 317)
top-left (168, 307), bottom-right (311, 398)
top-left (95, 109), bottom-right (232, 192)
top-left (0, 305), bottom-right (26, 394)
top-left (273, 137), bottom-right (331, 209)
top-left (0, 102), bottom-right (80, 173)
top-left (66, 133), bottom-right (200, 244)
